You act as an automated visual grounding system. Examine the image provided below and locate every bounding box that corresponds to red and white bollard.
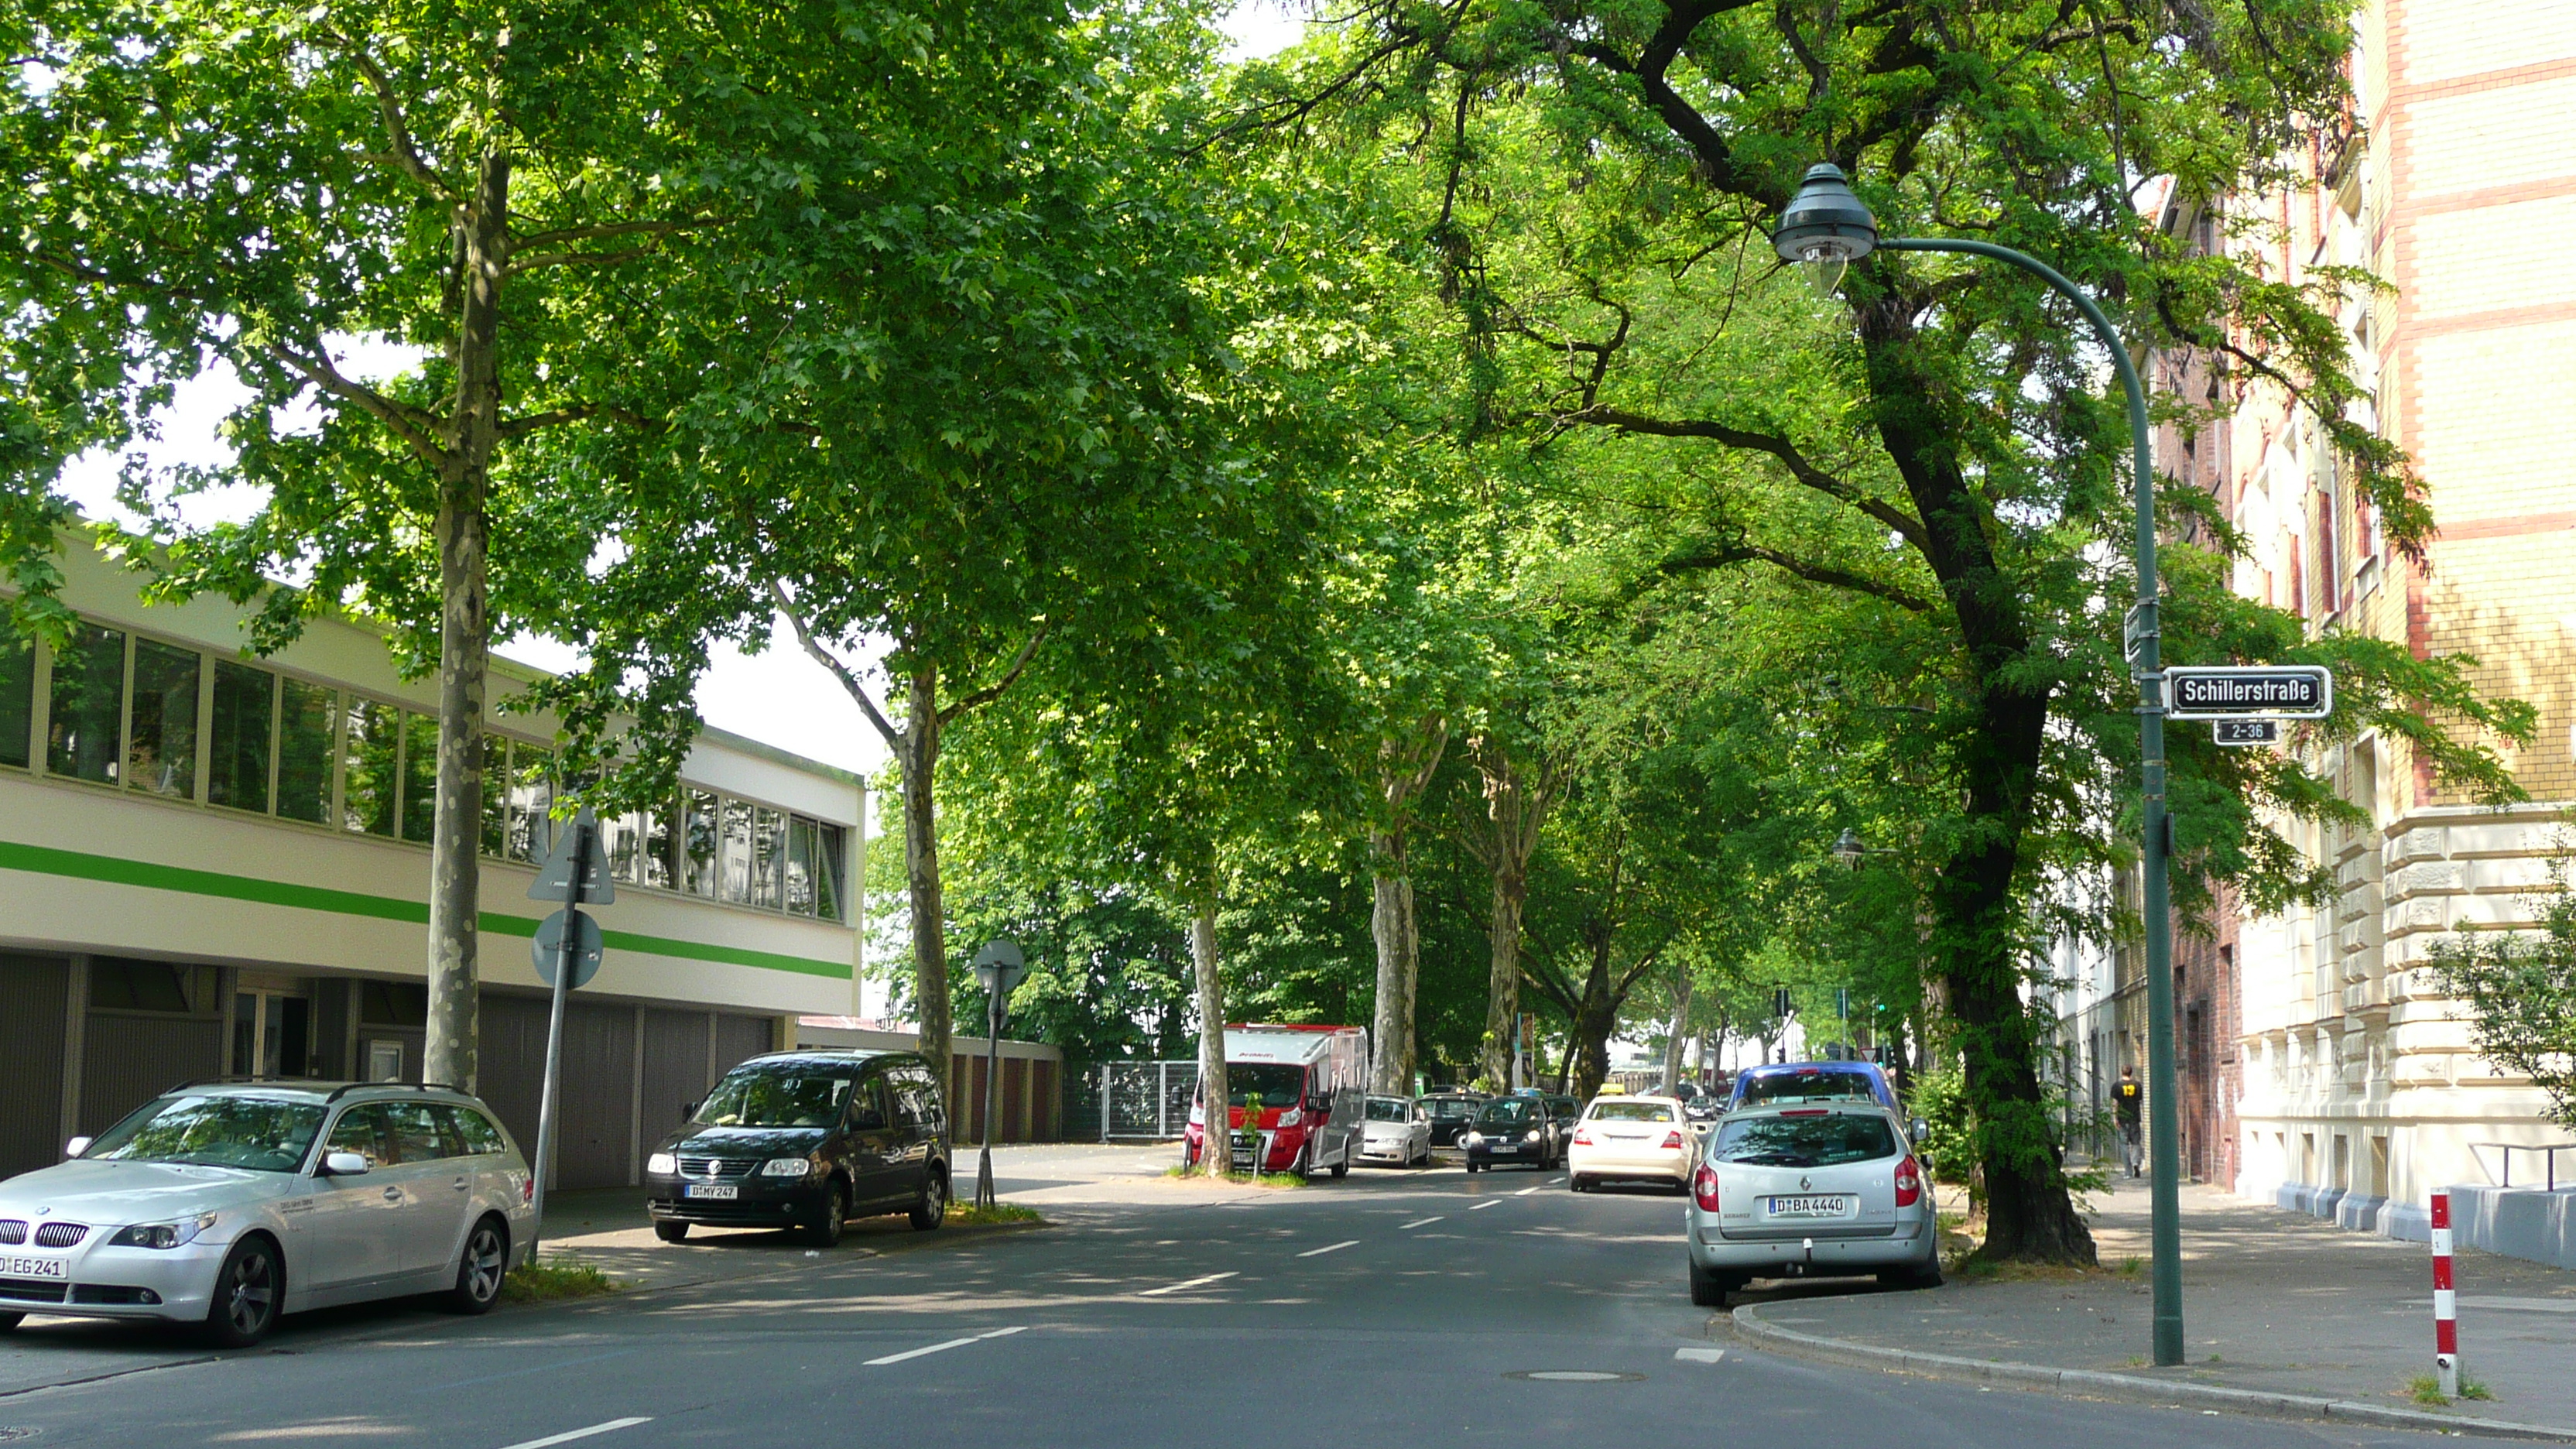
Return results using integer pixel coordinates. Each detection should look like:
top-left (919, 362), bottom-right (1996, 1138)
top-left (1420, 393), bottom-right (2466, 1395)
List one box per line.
top-left (2431, 1190), bottom-right (2461, 1397)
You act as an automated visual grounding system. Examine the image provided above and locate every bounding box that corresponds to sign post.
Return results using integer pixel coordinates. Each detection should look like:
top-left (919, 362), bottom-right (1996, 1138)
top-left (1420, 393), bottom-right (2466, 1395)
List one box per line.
top-left (968, 940), bottom-right (1028, 1211)
top-left (526, 807), bottom-right (613, 1254)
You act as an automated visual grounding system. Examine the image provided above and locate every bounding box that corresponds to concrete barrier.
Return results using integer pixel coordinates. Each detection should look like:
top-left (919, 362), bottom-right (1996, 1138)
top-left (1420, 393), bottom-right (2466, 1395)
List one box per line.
top-left (2448, 1182), bottom-right (2576, 1270)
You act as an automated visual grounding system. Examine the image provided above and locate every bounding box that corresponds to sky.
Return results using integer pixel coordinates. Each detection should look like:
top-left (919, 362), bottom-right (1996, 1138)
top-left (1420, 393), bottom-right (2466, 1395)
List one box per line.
top-left (47, 1), bottom-right (1309, 790)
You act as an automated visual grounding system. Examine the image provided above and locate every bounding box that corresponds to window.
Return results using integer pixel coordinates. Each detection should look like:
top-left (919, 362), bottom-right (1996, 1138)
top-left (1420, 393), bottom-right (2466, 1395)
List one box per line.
top-left (786, 816), bottom-right (817, 916)
top-left (507, 742), bottom-right (553, 861)
top-left (441, 1105), bottom-right (509, 1156)
top-left (359, 980), bottom-right (428, 1026)
top-left (721, 796), bottom-right (754, 903)
top-left (325, 1103), bottom-right (395, 1167)
top-left (207, 661), bottom-right (274, 813)
top-left (608, 810), bottom-right (645, 885)
top-left (478, 735), bottom-right (508, 855)
top-left (400, 710), bottom-right (439, 843)
top-left (89, 957), bottom-right (194, 1012)
top-left (88, 1094), bottom-right (325, 1174)
top-left (1586, 1101), bottom-right (1677, 1123)
top-left (382, 1102), bottom-right (447, 1163)
top-left (642, 806), bottom-right (676, 890)
top-left (276, 677), bottom-right (336, 824)
top-left (1708, 1112), bottom-right (1897, 1167)
top-left (366, 1040), bottom-right (404, 1082)
top-left (817, 824), bottom-right (848, 921)
top-left (341, 697), bottom-right (398, 837)
top-left (683, 790), bottom-right (721, 896)
top-left (46, 622), bottom-right (125, 783)
top-left (1, 629), bottom-right (33, 769)
top-left (752, 806), bottom-right (786, 909)
top-left (126, 637), bottom-right (200, 799)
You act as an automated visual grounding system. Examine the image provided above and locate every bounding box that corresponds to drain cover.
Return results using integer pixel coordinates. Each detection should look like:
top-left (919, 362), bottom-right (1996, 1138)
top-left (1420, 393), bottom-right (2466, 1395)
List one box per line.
top-left (1506, 1370), bottom-right (1644, 1383)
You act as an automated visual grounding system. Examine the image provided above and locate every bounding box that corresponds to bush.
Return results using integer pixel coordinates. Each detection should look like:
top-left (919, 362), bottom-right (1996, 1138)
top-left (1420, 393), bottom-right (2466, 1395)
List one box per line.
top-left (1906, 1068), bottom-right (1976, 1187)
top-left (501, 1256), bottom-right (618, 1303)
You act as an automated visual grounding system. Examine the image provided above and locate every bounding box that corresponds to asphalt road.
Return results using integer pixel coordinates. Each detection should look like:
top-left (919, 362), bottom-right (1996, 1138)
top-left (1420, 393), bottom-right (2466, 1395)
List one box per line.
top-left (0, 1153), bottom-right (2497, 1447)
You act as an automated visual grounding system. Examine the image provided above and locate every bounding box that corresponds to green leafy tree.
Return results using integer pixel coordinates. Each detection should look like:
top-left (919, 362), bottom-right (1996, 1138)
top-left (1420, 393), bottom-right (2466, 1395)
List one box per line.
top-left (2431, 854), bottom-right (2576, 1132)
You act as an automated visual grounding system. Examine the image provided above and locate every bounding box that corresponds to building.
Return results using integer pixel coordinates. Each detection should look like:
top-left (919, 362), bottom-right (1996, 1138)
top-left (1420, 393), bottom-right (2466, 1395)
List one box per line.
top-left (2, 540), bottom-right (870, 1187)
top-left (2150, 0), bottom-right (2576, 1244)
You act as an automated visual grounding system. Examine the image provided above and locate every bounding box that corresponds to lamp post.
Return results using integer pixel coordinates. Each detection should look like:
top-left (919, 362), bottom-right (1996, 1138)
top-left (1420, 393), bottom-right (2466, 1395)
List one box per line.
top-left (1775, 163), bottom-right (2184, 1368)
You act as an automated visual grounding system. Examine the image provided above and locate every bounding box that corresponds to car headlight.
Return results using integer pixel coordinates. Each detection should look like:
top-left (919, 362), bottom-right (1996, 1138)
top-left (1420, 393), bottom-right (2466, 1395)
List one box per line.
top-left (762, 1157), bottom-right (815, 1177)
top-left (110, 1213), bottom-right (218, 1249)
top-left (1524, 1129), bottom-right (1540, 1142)
top-left (1464, 1131), bottom-right (1484, 1146)
top-left (646, 1152), bottom-right (677, 1175)
top-left (1278, 1109), bottom-right (1303, 1128)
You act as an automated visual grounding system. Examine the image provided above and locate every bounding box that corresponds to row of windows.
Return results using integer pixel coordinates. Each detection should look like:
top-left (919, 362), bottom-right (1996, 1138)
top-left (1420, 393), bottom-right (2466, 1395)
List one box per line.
top-left (2, 622), bottom-right (848, 922)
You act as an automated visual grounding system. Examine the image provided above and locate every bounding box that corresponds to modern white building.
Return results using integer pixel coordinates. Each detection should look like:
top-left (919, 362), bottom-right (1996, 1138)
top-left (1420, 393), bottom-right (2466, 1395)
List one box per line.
top-left (2, 541), bottom-right (867, 1188)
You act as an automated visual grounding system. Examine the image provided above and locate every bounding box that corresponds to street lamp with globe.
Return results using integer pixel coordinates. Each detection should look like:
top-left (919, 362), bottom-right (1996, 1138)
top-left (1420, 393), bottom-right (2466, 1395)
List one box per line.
top-left (1774, 163), bottom-right (2186, 1368)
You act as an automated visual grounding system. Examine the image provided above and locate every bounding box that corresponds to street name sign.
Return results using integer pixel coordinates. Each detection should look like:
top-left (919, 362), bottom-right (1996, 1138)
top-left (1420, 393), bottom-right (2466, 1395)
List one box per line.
top-left (2212, 719), bottom-right (2282, 747)
top-left (2165, 665), bottom-right (2331, 719)
top-left (532, 909), bottom-right (605, 989)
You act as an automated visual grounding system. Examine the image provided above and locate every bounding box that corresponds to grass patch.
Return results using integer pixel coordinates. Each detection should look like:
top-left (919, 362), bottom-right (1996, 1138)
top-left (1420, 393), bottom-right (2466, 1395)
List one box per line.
top-left (1159, 1165), bottom-right (1306, 1188)
top-left (2461, 1376), bottom-right (2495, 1401)
top-left (944, 1201), bottom-right (1045, 1227)
top-left (2409, 1375), bottom-right (2449, 1406)
top-left (503, 1256), bottom-right (618, 1303)
top-left (2118, 1256), bottom-right (2143, 1277)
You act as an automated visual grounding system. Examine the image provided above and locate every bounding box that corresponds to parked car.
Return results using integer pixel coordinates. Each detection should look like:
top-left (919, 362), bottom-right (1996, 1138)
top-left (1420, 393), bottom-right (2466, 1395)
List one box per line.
top-left (1180, 1025), bottom-right (1368, 1178)
top-left (1542, 1092), bottom-right (1584, 1125)
top-left (1724, 1060), bottom-right (1899, 1114)
top-left (0, 1081), bottom-right (534, 1347)
top-left (1684, 1103), bottom-right (1940, 1307)
top-left (1567, 1094), bottom-right (1693, 1192)
top-left (1463, 1096), bottom-right (1561, 1172)
top-left (1355, 1096), bottom-right (1434, 1168)
top-left (646, 1050), bottom-right (949, 1246)
top-left (1418, 1092), bottom-right (1487, 1148)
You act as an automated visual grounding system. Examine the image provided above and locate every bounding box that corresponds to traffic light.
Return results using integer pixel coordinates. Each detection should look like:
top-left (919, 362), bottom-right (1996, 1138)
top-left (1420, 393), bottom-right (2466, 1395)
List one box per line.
top-left (1772, 986), bottom-right (1793, 1019)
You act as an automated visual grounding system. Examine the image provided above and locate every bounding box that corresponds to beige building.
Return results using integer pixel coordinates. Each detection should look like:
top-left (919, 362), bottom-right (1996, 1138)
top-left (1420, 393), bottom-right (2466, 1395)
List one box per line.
top-left (2200, 0), bottom-right (2576, 1250)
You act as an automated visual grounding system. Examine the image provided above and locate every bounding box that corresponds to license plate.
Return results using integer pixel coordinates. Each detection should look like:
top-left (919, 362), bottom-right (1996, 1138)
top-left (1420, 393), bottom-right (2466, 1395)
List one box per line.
top-left (0, 1255), bottom-right (69, 1279)
top-left (684, 1184), bottom-right (738, 1200)
top-left (1766, 1194), bottom-right (1853, 1218)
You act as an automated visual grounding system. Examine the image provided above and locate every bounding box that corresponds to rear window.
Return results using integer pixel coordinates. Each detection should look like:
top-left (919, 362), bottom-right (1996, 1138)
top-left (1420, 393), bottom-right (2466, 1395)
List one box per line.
top-left (1587, 1100), bottom-right (1676, 1123)
top-left (1365, 1098), bottom-right (1411, 1122)
top-left (1737, 1070), bottom-right (1878, 1107)
top-left (1709, 1112), bottom-right (1898, 1167)
top-left (1423, 1098), bottom-right (1478, 1120)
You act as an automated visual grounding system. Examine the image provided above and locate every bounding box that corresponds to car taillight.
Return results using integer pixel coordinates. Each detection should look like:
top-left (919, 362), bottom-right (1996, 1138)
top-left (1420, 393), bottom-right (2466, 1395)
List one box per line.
top-left (1660, 1131), bottom-right (1684, 1149)
top-left (1692, 1163), bottom-right (1721, 1211)
top-left (1894, 1154), bottom-right (1923, 1208)
top-left (1572, 1127), bottom-right (1593, 1146)
top-left (522, 1176), bottom-right (534, 1206)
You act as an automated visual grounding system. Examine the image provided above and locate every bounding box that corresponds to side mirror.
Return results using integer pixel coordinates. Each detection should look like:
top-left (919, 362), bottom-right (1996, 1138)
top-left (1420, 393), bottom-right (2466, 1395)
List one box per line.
top-left (681, 1099), bottom-right (699, 1121)
top-left (1910, 1117), bottom-right (1930, 1142)
top-left (321, 1151), bottom-right (371, 1177)
top-left (1307, 1096), bottom-right (1332, 1115)
top-left (63, 1136), bottom-right (91, 1159)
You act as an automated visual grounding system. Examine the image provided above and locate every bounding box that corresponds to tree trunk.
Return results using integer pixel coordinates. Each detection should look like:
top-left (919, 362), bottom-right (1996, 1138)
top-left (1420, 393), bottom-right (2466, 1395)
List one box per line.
top-left (1659, 973), bottom-right (1691, 1094)
top-left (901, 661), bottom-right (952, 1094)
top-left (423, 152), bottom-right (509, 1093)
top-left (1368, 835), bottom-right (1414, 1094)
top-left (1480, 855), bottom-right (1524, 1090)
top-left (1191, 909), bottom-right (1228, 1178)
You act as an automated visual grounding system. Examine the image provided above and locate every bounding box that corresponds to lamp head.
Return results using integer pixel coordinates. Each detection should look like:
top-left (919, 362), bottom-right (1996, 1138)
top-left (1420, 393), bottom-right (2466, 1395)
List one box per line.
top-left (1772, 163), bottom-right (1880, 296)
top-left (1831, 828), bottom-right (1866, 868)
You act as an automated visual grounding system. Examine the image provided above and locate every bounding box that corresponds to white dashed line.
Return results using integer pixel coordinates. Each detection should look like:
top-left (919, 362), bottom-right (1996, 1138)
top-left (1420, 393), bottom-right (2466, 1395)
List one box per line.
top-left (1469, 1200), bottom-right (1502, 1211)
top-left (1514, 1185), bottom-right (1540, 1197)
top-left (1399, 1216), bottom-right (1444, 1229)
top-left (1138, 1271), bottom-right (1241, 1297)
top-left (498, 1420), bottom-right (653, 1449)
top-left (1674, 1347), bottom-right (1726, 1364)
top-left (1297, 1239), bottom-right (1361, 1258)
top-left (863, 1326), bottom-right (1029, 1367)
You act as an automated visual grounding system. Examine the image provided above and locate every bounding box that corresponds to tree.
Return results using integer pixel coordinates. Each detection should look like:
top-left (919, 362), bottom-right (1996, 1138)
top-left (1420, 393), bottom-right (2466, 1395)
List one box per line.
top-left (4, 0), bottom-right (759, 1087)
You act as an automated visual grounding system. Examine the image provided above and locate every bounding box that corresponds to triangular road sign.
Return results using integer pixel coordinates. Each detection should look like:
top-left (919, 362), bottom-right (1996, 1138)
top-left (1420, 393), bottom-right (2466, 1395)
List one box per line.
top-left (528, 807), bottom-right (615, 904)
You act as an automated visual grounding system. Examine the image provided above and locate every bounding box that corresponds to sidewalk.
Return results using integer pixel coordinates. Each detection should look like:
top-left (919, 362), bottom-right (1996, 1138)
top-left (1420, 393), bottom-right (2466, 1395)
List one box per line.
top-left (1730, 1177), bottom-right (2576, 1437)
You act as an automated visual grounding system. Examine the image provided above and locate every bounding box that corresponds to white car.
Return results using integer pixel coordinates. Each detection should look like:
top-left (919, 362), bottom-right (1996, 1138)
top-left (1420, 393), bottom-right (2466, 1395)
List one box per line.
top-left (1355, 1095), bottom-right (1432, 1167)
top-left (0, 1081), bottom-right (535, 1346)
top-left (1684, 1102), bottom-right (1940, 1305)
top-left (1567, 1094), bottom-right (1694, 1192)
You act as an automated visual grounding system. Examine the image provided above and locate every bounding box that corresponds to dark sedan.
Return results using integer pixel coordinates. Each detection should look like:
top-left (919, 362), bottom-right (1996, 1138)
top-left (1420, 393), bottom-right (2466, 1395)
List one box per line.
top-left (1419, 1092), bottom-right (1488, 1148)
top-left (1463, 1096), bottom-right (1561, 1172)
top-left (645, 1050), bottom-right (950, 1247)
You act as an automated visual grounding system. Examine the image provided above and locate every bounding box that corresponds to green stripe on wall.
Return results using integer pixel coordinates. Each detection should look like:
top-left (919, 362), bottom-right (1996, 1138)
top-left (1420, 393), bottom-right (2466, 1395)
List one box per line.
top-left (0, 839), bottom-right (850, 981)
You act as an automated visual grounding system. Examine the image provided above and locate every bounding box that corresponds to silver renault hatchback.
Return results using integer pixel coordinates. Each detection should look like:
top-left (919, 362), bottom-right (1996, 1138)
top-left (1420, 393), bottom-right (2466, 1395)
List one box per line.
top-left (0, 1081), bottom-right (534, 1345)
top-left (1684, 1102), bottom-right (1940, 1306)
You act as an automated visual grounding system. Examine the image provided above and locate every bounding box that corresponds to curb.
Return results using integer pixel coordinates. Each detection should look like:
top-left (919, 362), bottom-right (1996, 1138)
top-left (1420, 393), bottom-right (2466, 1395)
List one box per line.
top-left (1730, 1302), bottom-right (2576, 1443)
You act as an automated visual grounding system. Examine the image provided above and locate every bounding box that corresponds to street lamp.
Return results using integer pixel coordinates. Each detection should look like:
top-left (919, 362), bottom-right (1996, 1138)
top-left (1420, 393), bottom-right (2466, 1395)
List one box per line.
top-left (1775, 163), bottom-right (2185, 1368)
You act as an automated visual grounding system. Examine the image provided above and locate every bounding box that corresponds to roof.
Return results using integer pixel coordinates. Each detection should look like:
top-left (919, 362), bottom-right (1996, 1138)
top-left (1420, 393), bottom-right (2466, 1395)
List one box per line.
top-left (156, 1080), bottom-right (485, 1105)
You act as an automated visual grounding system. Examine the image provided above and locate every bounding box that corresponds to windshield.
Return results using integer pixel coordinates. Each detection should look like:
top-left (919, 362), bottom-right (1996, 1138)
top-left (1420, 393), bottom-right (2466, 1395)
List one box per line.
top-left (84, 1095), bottom-right (327, 1173)
top-left (1709, 1112), bottom-right (1897, 1168)
top-left (1475, 1099), bottom-right (1536, 1125)
top-left (1738, 1070), bottom-right (1878, 1107)
top-left (1588, 1101), bottom-right (1677, 1123)
top-left (1365, 1098), bottom-right (1411, 1122)
top-left (1225, 1064), bottom-right (1307, 1109)
top-left (1423, 1098), bottom-right (1478, 1120)
top-left (694, 1066), bottom-right (854, 1128)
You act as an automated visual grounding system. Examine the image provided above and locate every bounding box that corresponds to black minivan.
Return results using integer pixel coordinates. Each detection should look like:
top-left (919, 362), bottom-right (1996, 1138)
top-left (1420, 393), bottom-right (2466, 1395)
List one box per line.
top-left (645, 1050), bottom-right (951, 1246)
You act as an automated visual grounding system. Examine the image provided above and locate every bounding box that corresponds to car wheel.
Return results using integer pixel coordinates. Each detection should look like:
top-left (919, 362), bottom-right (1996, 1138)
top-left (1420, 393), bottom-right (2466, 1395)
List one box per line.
top-left (909, 1167), bottom-right (947, 1231)
top-left (1329, 1143), bottom-right (1350, 1179)
top-left (1878, 1258), bottom-right (1944, 1290)
top-left (203, 1235), bottom-right (283, 1348)
top-left (653, 1220), bottom-right (690, 1243)
top-left (442, 1215), bottom-right (509, 1314)
top-left (1465, 1160), bottom-right (1481, 1174)
top-left (0, 1310), bottom-right (22, 1333)
top-left (803, 1180), bottom-right (848, 1248)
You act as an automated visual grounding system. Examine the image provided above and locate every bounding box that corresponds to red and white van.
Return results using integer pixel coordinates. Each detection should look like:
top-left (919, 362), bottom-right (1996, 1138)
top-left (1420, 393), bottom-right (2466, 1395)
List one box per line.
top-left (1182, 1024), bottom-right (1368, 1177)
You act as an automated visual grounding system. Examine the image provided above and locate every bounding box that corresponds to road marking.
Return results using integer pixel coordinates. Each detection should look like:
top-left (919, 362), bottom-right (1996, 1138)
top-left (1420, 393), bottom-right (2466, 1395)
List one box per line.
top-left (1138, 1271), bottom-right (1240, 1297)
top-left (1297, 1239), bottom-right (1359, 1259)
top-left (1674, 1347), bottom-right (1726, 1364)
top-left (863, 1326), bottom-right (1028, 1366)
top-left (1469, 1201), bottom-right (1501, 1211)
top-left (1399, 1216), bottom-right (1444, 1229)
top-left (1514, 1185), bottom-right (1540, 1197)
top-left (497, 1419), bottom-right (652, 1449)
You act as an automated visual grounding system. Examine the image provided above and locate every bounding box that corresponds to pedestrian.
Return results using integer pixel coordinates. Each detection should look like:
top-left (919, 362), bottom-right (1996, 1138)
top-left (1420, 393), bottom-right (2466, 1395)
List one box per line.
top-left (2113, 1066), bottom-right (2143, 1178)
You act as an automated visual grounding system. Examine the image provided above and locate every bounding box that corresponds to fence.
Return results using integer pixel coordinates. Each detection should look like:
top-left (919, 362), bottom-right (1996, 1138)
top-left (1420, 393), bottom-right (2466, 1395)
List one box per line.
top-left (1090, 1060), bottom-right (1202, 1141)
